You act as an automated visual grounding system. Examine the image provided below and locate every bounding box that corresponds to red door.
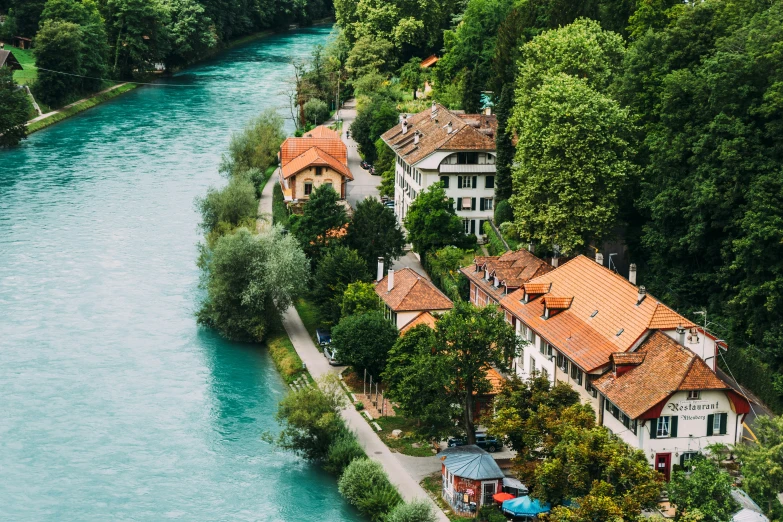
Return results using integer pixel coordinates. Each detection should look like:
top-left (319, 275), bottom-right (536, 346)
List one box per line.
top-left (655, 453), bottom-right (672, 481)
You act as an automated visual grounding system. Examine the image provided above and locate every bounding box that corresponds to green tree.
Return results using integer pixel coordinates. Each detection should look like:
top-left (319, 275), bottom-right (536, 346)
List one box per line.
top-left (397, 57), bottom-right (421, 98)
top-left (426, 246), bottom-right (471, 302)
top-left (341, 281), bottom-right (381, 318)
top-left (460, 67), bottom-right (481, 114)
top-left (493, 84), bottom-right (514, 202)
top-left (7, 0), bottom-right (46, 37)
top-left (435, 302), bottom-right (520, 443)
top-left (733, 416), bottom-right (783, 519)
top-left (350, 96), bottom-right (398, 163)
top-left (383, 324), bottom-right (458, 440)
top-left (220, 109), bottom-right (286, 177)
top-left (274, 375), bottom-right (347, 462)
top-left (197, 227), bottom-right (309, 341)
top-left (195, 174), bottom-right (258, 241)
top-left (33, 20), bottom-right (87, 106)
top-left (303, 97), bottom-right (329, 126)
top-left (0, 67), bottom-right (32, 147)
top-left (290, 184), bottom-right (348, 264)
top-left (668, 454), bottom-right (737, 522)
top-left (346, 35), bottom-right (396, 77)
top-left (375, 138), bottom-right (396, 197)
top-left (346, 197), bottom-right (405, 275)
top-left (404, 183), bottom-right (476, 257)
top-left (509, 74), bottom-right (637, 253)
top-left (312, 246), bottom-right (372, 325)
top-left (164, 0), bottom-right (217, 67)
top-left (102, 0), bottom-right (170, 78)
top-left (332, 311), bottom-right (398, 378)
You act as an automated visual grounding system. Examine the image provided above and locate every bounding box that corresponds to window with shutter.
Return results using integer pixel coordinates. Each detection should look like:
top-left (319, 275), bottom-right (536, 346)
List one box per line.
top-left (480, 199), bottom-right (485, 211)
top-left (471, 197), bottom-right (476, 210)
top-left (457, 198), bottom-right (463, 210)
top-left (719, 412), bottom-right (727, 435)
top-left (650, 417), bottom-right (658, 439)
top-left (485, 176), bottom-right (495, 189)
top-left (472, 176), bottom-right (477, 188)
top-left (462, 197), bottom-right (472, 210)
top-left (457, 177), bottom-right (462, 188)
top-left (670, 416), bottom-right (678, 437)
top-left (470, 220), bottom-right (476, 234)
top-left (440, 176), bottom-right (450, 188)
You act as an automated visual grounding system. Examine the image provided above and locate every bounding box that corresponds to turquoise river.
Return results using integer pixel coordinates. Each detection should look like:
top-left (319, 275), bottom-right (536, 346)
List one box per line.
top-left (0, 27), bottom-right (363, 521)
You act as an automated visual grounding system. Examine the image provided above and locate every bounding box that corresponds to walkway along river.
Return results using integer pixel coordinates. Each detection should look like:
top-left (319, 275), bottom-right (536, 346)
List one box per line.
top-left (0, 27), bottom-right (364, 521)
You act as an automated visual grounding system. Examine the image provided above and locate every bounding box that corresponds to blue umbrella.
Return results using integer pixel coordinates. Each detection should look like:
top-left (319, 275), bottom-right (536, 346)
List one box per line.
top-left (501, 496), bottom-right (551, 517)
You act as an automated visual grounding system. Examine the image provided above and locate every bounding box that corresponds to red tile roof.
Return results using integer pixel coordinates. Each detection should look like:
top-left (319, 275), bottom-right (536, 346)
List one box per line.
top-left (304, 125), bottom-right (340, 139)
top-left (420, 55), bottom-right (439, 68)
top-left (500, 255), bottom-right (697, 372)
top-left (543, 296), bottom-right (573, 310)
top-left (400, 311), bottom-right (439, 334)
top-left (461, 249), bottom-right (552, 302)
top-left (593, 331), bottom-right (731, 419)
top-left (612, 352), bottom-right (646, 365)
top-left (280, 136), bottom-right (347, 167)
top-left (375, 268), bottom-right (454, 312)
top-left (380, 103), bottom-right (496, 166)
top-left (281, 146), bottom-right (353, 180)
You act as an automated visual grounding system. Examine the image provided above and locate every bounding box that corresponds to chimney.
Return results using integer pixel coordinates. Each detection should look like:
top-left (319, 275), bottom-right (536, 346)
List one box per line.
top-left (387, 269), bottom-right (395, 292)
top-left (485, 107), bottom-right (492, 116)
top-left (676, 324), bottom-right (686, 346)
top-left (595, 252), bottom-right (604, 265)
top-left (413, 131), bottom-right (419, 145)
top-left (377, 257), bottom-right (384, 282)
top-left (446, 121), bottom-right (453, 134)
top-left (431, 102), bottom-right (436, 115)
top-left (402, 120), bottom-right (408, 134)
top-left (551, 257), bottom-right (559, 268)
top-left (628, 263), bottom-right (637, 285)
top-left (636, 285), bottom-right (646, 305)
top-left (527, 242), bottom-right (534, 253)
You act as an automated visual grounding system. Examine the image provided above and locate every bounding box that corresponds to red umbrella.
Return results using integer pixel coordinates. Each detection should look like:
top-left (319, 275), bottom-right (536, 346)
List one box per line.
top-left (493, 492), bottom-right (515, 504)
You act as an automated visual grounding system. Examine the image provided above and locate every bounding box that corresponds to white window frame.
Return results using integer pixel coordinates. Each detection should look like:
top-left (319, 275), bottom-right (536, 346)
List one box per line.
top-left (657, 416), bottom-right (671, 438)
top-left (482, 197), bottom-right (493, 210)
top-left (713, 413), bottom-right (721, 432)
top-left (687, 390), bottom-right (701, 400)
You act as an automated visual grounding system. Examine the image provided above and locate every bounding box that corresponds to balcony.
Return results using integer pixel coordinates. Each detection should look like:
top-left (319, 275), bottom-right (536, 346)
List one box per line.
top-left (439, 164), bottom-right (496, 174)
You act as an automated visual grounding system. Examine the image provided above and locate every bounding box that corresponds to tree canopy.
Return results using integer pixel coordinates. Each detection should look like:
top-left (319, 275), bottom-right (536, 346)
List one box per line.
top-left (290, 184), bottom-right (349, 264)
top-left (311, 246), bottom-right (372, 325)
top-left (345, 197), bottom-right (405, 275)
top-left (404, 183), bottom-right (476, 256)
top-left (0, 67), bottom-right (32, 147)
top-left (332, 311), bottom-right (398, 378)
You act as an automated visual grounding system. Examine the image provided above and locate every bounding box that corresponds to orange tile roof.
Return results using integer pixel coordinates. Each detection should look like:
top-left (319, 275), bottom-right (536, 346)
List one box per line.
top-left (380, 103), bottom-right (496, 166)
top-left (280, 136), bottom-right (347, 167)
top-left (484, 367), bottom-right (505, 395)
top-left (648, 303), bottom-right (696, 329)
top-left (375, 268), bottom-right (454, 312)
top-left (612, 352), bottom-right (646, 365)
top-left (461, 249), bottom-right (552, 302)
top-left (543, 296), bottom-right (573, 310)
top-left (593, 331), bottom-right (730, 419)
top-left (501, 255), bottom-right (697, 372)
top-left (420, 55), bottom-right (439, 68)
top-left (281, 146), bottom-right (353, 180)
top-left (523, 283), bottom-right (551, 295)
top-left (400, 311), bottom-right (438, 334)
top-left (304, 125), bottom-right (340, 139)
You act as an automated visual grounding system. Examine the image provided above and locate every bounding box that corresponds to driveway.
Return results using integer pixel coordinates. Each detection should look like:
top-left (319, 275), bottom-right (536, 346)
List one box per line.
top-left (339, 99), bottom-right (381, 208)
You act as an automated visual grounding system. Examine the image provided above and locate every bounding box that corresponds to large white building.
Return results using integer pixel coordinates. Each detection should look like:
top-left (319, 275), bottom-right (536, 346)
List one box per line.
top-left (380, 103), bottom-right (497, 237)
top-left (462, 252), bottom-right (751, 481)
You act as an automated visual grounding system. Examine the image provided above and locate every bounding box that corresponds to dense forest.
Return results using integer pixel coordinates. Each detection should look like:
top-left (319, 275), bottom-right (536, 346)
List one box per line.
top-left (0, 0), bottom-right (333, 107)
top-left (279, 0), bottom-right (783, 413)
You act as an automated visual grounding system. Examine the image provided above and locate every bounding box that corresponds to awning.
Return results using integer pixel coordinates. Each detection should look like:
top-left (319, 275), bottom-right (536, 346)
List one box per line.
top-left (493, 493), bottom-right (514, 503)
top-left (503, 477), bottom-right (528, 493)
top-left (502, 496), bottom-right (551, 517)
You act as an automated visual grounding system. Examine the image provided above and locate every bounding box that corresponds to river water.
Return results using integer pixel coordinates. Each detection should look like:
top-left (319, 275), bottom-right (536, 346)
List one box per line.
top-left (0, 27), bottom-right (362, 521)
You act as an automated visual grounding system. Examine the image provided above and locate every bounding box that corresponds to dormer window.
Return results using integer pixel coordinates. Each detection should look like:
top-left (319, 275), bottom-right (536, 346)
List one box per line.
top-left (687, 390), bottom-right (701, 400)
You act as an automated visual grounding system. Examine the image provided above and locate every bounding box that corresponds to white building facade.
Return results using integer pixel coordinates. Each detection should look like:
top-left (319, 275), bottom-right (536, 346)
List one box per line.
top-left (381, 104), bottom-right (497, 237)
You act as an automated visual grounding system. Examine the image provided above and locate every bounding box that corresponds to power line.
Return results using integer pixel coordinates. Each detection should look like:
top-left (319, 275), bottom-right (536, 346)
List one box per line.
top-left (28, 65), bottom-right (199, 87)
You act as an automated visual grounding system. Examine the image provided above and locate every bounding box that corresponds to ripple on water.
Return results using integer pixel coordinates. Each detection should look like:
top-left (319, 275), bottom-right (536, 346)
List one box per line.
top-left (0, 27), bottom-right (362, 522)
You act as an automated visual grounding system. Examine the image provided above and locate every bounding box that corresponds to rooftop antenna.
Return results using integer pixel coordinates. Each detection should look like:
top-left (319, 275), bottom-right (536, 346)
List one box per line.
top-left (608, 253), bottom-right (618, 272)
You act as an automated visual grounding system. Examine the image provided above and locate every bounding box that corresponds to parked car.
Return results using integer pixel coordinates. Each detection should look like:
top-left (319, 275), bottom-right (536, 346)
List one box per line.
top-left (323, 346), bottom-right (343, 366)
top-left (384, 200), bottom-right (394, 208)
top-left (360, 160), bottom-right (371, 170)
top-left (316, 328), bottom-right (331, 346)
top-left (447, 434), bottom-right (501, 452)
top-left (369, 167), bottom-right (377, 175)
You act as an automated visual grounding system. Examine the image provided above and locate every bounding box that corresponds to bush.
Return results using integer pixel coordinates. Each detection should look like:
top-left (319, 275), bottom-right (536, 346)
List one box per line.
top-left (341, 282), bottom-right (381, 318)
top-left (272, 183), bottom-right (290, 228)
top-left (355, 401), bottom-right (365, 411)
top-left (338, 459), bottom-right (402, 521)
top-left (483, 221), bottom-right (507, 256)
top-left (324, 428), bottom-right (365, 475)
top-left (499, 221), bottom-right (517, 240)
top-left (385, 500), bottom-right (437, 522)
top-left (220, 109), bottom-right (285, 176)
top-left (304, 98), bottom-right (330, 126)
top-left (196, 175), bottom-right (258, 237)
top-left (238, 167), bottom-right (270, 198)
top-left (312, 246), bottom-right (372, 325)
top-left (494, 200), bottom-right (513, 225)
top-left (477, 506), bottom-right (506, 522)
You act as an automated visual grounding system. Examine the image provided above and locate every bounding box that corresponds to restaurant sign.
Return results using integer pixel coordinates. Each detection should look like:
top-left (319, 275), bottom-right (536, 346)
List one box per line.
top-left (666, 400), bottom-right (719, 413)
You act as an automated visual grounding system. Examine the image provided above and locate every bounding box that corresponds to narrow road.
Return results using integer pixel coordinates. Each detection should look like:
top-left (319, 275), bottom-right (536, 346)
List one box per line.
top-left (339, 99), bottom-right (381, 208)
top-left (257, 168), bottom-right (278, 233)
top-left (281, 307), bottom-right (450, 522)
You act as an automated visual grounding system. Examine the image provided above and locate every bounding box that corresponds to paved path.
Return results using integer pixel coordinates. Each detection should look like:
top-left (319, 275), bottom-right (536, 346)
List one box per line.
top-left (339, 99), bottom-right (382, 208)
top-left (26, 83), bottom-right (129, 125)
top-left (280, 307), bottom-right (450, 522)
top-left (392, 251), bottom-right (428, 278)
top-left (257, 168), bottom-right (278, 233)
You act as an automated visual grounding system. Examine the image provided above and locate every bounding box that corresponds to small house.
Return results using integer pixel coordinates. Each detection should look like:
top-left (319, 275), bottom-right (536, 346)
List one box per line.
top-left (374, 262), bottom-right (452, 330)
top-left (13, 36), bottom-right (31, 50)
top-left (440, 445), bottom-right (504, 517)
top-left (0, 49), bottom-right (23, 71)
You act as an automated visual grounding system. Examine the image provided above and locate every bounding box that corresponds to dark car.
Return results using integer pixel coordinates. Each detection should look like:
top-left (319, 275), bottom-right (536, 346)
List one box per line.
top-left (360, 160), bottom-right (371, 170)
top-left (447, 434), bottom-right (501, 452)
top-left (316, 328), bottom-right (331, 346)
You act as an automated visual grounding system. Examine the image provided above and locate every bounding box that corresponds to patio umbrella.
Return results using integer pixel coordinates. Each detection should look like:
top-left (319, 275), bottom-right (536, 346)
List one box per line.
top-left (493, 493), bottom-right (515, 504)
top-left (502, 496), bottom-right (551, 517)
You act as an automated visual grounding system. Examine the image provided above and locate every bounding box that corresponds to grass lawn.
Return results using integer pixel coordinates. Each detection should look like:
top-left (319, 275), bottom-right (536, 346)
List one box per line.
top-left (265, 318), bottom-right (310, 385)
top-left (421, 473), bottom-right (474, 522)
top-left (6, 45), bottom-right (37, 85)
top-left (293, 298), bottom-right (321, 346)
top-left (27, 83), bottom-right (137, 133)
top-left (375, 416), bottom-right (437, 457)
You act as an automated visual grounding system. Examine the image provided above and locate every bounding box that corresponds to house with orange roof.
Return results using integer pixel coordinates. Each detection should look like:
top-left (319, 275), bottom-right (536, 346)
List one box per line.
top-left (278, 125), bottom-right (352, 204)
top-left (486, 252), bottom-right (747, 479)
top-left (374, 266), bottom-right (453, 330)
top-left (594, 331), bottom-right (749, 480)
top-left (460, 249), bottom-right (553, 310)
top-left (380, 103), bottom-right (497, 237)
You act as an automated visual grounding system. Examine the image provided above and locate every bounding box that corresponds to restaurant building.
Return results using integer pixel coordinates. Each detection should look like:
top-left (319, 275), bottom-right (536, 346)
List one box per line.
top-left (463, 251), bottom-right (750, 479)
